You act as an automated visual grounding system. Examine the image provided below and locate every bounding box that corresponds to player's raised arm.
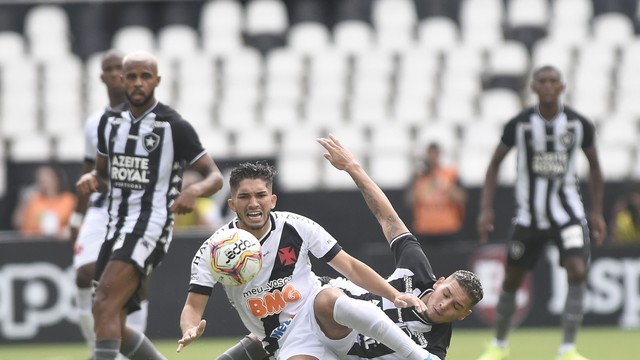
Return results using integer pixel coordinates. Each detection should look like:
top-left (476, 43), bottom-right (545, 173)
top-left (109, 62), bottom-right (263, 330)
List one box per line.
top-left (317, 134), bottom-right (410, 243)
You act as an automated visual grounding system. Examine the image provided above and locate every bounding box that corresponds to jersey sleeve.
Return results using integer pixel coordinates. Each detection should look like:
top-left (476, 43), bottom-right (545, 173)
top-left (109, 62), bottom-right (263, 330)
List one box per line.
top-left (187, 239), bottom-right (217, 295)
top-left (580, 118), bottom-right (596, 150)
top-left (288, 212), bottom-right (342, 262)
top-left (171, 119), bottom-right (208, 165)
top-left (96, 112), bottom-right (110, 157)
top-left (83, 109), bottom-right (103, 163)
top-left (390, 233), bottom-right (437, 282)
top-left (500, 117), bottom-right (518, 148)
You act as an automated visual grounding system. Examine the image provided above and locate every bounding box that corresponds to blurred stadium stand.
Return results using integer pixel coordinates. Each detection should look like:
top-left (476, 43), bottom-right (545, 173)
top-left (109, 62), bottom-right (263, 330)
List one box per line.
top-left (1, 0), bottom-right (640, 210)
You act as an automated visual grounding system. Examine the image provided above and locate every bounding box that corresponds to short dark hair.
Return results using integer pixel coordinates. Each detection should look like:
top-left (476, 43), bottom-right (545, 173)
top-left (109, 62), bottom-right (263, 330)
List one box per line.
top-left (532, 65), bottom-right (562, 80)
top-left (451, 270), bottom-right (484, 307)
top-left (229, 161), bottom-right (277, 194)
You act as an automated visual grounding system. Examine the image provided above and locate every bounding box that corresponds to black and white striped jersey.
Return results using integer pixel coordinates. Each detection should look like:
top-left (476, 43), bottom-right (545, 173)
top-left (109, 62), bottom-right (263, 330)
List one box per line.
top-left (96, 101), bottom-right (208, 240)
top-left (342, 233), bottom-right (451, 360)
top-left (501, 104), bottom-right (596, 229)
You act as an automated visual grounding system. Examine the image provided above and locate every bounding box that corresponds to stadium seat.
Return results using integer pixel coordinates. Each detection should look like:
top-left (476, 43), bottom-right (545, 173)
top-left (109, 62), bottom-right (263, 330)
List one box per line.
top-left (351, 76), bottom-right (391, 104)
top-left (200, 0), bottom-right (243, 35)
top-left (459, 0), bottom-right (505, 50)
top-left (416, 16), bottom-right (460, 54)
top-left (349, 96), bottom-right (390, 127)
top-left (9, 134), bottom-right (52, 162)
top-left (261, 101), bottom-right (301, 131)
top-left (158, 24), bottom-right (200, 60)
top-left (328, 124), bottom-right (369, 155)
top-left (551, 0), bottom-right (593, 26)
top-left (54, 132), bottom-right (84, 162)
top-left (598, 146), bottom-right (633, 181)
top-left (531, 39), bottom-right (573, 75)
top-left (217, 99), bottom-right (259, 130)
top-left (457, 146), bottom-right (493, 186)
top-left (278, 154), bottom-right (322, 192)
top-left (507, 0), bottom-right (550, 28)
top-left (368, 123), bottom-right (413, 155)
top-left (199, 127), bottom-right (234, 160)
top-left (321, 156), bottom-right (359, 190)
top-left (486, 40), bottom-right (530, 90)
top-left (265, 48), bottom-right (305, 82)
top-left (0, 31), bottom-right (26, 64)
top-left (263, 78), bottom-right (303, 104)
top-left (415, 122), bottom-right (459, 161)
top-left (372, 0), bottom-right (417, 52)
top-left (369, 152), bottom-right (413, 189)
top-left (302, 98), bottom-right (347, 131)
top-left (222, 47), bottom-right (263, 83)
top-left (279, 125), bottom-right (322, 155)
top-left (245, 0), bottom-right (288, 35)
top-left (333, 20), bottom-right (376, 55)
top-left (232, 125), bottom-right (278, 158)
top-left (479, 88), bottom-right (522, 125)
top-left (287, 22), bottom-right (331, 55)
top-left (307, 51), bottom-right (350, 90)
top-left (592, 13), bottom-right (635, 47)
top-left (392, 95), bottom-right (433, 127)
top-left (112, 25), bottom-right (156, 53)
top-left (176, 54), bottom-right (218, 104)
top-left (459, 123), bottom-right (502, 151)
top-left (24, 5), bottom-right (71, 60)
top-left (598, 119), bottom-right (638, 149)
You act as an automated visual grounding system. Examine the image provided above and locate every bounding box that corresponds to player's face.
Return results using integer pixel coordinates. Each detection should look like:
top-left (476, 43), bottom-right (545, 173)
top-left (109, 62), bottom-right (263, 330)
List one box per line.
top-left (531, 69), bottom-right (564, 105)
top-left (228, 178), bottom-right (277, 239)
top-left (122, 60), bottom-right (160, 108)
top-left (100, 55), bottom-right (124, 94)
top-left (421, 277), bottom-right (473, 324)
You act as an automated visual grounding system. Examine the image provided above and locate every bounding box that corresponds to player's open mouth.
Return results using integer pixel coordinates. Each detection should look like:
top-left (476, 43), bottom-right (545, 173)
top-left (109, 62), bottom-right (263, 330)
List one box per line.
top-left (247, 211), bottom-right (262, 219)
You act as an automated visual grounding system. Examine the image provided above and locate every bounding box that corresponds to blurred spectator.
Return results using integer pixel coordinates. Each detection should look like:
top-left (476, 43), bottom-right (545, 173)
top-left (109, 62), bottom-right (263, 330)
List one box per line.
top-left (12, 164), bottom-right (76, 239)
top-left (611, 182), bottom-right (640, 244)
top-left (406, 142), bottom-right (466, 247)
top-left (173, 169), bottom-right (223, 232)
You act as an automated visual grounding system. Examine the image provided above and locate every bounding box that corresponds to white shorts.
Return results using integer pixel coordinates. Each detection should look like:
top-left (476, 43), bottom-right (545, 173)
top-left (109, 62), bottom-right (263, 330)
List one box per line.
top-left (73, 206), bottom-right (109, 269)
top-left (277, 286), bottom-right (357, 360)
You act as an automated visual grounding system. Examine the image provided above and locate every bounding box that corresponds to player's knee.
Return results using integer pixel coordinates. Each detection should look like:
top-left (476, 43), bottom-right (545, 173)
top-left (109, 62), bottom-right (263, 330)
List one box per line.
top-left (75, 266), bottom-right (95, 288)
top-left (314, 287), bottom-right (343, 320)
top-left (216, 335), bottom-right (269, 360)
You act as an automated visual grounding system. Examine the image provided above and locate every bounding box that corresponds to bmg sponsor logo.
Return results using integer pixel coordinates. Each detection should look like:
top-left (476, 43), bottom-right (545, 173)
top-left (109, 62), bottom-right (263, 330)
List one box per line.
top-left (0, 263), bottom-right (76, 339)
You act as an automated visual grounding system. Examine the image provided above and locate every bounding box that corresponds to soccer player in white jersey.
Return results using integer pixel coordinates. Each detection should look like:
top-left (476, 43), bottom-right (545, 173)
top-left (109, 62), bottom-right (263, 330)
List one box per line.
top-left (178, 161), bottom-right (428, 359)
top-left (76, 50), bottom-right (224, 360)
top-left (475, 66), bottom-right (606, 360)
top-left (70, 49), bottom-right (147, 360)
top-left (274, 135), bottom-right (483, 360)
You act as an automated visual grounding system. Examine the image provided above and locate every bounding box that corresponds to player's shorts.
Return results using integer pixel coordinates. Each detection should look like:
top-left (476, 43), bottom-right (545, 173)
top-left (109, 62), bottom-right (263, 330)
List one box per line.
top-left (506, 220), bottom-right (591, 269)
top-left (277, 286), bottom-right (357, 360)
top-left (73, 206), bottom-right (109, 269)
top-left (93, 226), bottom-right (172, 313)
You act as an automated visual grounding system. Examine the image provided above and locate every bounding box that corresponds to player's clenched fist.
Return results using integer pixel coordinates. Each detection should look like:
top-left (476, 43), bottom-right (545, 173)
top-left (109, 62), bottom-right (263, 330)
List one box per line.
top-left (177, 319), bottom-right (207, 352)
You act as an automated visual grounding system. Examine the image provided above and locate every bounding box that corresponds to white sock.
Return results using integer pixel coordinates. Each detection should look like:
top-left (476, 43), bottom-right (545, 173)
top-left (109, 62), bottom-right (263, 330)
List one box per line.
top-left (77, 288), bottom-right (95, 350)
top-left (492, 338), bottom-right (509, 349)
top-left (558, 343), bottom-right (575, 355)
top-left (333, 295), bottom-right (430, 360)
top-left (126, 300), bottom-right (149, 333)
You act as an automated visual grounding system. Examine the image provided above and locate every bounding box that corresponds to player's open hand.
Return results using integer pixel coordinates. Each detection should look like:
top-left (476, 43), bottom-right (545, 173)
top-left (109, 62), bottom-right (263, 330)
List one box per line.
top-left (317, 134), bottom-right (359, 172)
top-left (171, 187), bottom-right (198, 215)
top-left (177, 319), bottom-right (207, 352)
top-left (393, 293), bottom-right (427, 313)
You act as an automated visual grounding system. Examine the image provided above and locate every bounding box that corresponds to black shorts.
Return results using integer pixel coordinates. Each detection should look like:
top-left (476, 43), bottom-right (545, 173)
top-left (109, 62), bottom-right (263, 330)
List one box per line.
top-left (94, 232), bottom-right (168, 313)
top-left (506, 221), bottom-right (591, 270)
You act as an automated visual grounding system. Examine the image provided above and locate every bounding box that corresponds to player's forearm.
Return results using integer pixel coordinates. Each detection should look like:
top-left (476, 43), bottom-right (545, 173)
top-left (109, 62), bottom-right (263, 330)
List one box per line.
top-left (180, 306), bottom-right (203, 334)
top-left (588, 167), bottom-right (604, 216)
top-left (346, 259), bottom-right (400, 302)
top-left (345, 162), bottom-right (408, 242)
top-left (480, 168), bottom-right (499, 211)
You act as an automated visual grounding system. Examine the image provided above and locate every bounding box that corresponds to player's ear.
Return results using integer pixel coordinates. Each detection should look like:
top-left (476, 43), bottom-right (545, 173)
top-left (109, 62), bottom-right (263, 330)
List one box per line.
top-left (433, 277), bottom-right (446, 288)
top-left (458, 309), bottom-right (472, 320)
top-left (270, 194), bottom-right (277, 209)
top-left (227, 198), bottom-right (236, 212)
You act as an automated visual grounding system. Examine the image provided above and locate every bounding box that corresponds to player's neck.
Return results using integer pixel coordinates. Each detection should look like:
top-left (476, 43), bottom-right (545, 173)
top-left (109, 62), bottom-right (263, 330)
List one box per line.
top-left (537, 102), bottom-right (560, 122)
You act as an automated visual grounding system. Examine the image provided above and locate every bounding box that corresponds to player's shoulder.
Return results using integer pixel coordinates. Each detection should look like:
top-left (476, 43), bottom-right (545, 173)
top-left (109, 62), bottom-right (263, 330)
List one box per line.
top-left (272, 211), bottom-right (317, 226)
top-left (151, 102), bottom-right (185, 122)
top-left (563, 105), bottom-right (594, 125)
top-left (509, 106), bottom-right (535, 124)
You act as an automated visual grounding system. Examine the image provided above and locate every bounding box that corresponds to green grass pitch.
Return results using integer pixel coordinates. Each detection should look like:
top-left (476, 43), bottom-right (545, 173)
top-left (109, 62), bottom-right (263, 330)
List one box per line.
top-left (1, 327), bottom-right (637, 359)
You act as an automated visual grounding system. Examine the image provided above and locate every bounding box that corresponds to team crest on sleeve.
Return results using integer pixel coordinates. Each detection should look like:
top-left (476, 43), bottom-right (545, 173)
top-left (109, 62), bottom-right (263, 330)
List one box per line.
top-left (142, 133), bottom-right (160, 152)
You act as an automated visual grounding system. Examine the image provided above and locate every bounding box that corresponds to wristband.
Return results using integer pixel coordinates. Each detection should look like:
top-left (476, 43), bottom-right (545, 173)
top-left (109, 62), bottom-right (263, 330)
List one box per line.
top-left (69, 212), bottom-right (84, 228)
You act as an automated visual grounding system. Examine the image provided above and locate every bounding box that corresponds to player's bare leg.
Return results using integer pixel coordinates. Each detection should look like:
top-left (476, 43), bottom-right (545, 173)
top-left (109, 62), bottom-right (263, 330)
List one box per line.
top-left (216, 334), bottom-right (271, 360)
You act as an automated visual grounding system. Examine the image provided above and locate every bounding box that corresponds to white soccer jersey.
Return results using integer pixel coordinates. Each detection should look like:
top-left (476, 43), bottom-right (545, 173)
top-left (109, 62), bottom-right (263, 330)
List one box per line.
top-left (74, 106), bottom-right (111, 269)
top-left (188, 211), bottom-right (342, 351)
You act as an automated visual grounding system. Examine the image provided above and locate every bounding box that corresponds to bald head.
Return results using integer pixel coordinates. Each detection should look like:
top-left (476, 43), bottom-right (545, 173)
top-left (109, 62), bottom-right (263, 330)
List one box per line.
top-left (123, 50), bottom-right (158, 75)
